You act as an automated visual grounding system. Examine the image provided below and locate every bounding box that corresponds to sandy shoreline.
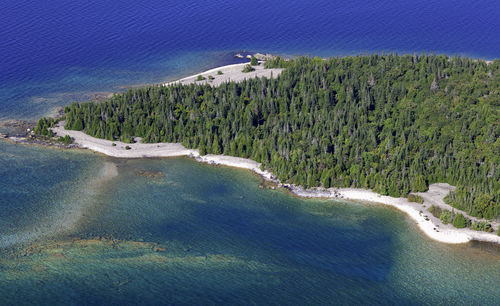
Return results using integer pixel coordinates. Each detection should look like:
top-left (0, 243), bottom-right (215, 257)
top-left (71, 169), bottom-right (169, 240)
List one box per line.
top-left (164, 62), bottom-right (283, 87)
top-left (51, 121), bottom-right (500, 245)
top-left (52, 124), bottom-right (199, 158)
top-left (289, 184), bottom-right (500, 244)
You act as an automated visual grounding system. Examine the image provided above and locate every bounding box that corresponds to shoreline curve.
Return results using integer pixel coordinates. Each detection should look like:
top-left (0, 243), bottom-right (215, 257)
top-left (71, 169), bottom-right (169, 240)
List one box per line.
top-left (51, 122), bottom-right (500, 245)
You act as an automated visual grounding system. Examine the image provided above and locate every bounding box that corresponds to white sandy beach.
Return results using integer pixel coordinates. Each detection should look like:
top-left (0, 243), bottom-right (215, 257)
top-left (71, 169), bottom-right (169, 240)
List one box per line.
top-left (164, 62), bottom-right (283, 87)
top-left (53, 123), bottom-right (199, 158)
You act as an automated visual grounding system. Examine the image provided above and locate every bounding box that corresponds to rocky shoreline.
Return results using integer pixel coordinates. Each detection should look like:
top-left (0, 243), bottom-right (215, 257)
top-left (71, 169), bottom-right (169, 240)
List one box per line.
top-left (0, 133), bottom-right (78, 150)
top-left (193, 154), bottom-right (500, 244)
top-left (156, 152), bottom-right (500, 245)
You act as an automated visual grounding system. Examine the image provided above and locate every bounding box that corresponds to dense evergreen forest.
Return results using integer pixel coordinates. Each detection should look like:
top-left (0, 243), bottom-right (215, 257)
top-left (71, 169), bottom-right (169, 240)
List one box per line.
top-left (61, 55), bottom-right (499, 219)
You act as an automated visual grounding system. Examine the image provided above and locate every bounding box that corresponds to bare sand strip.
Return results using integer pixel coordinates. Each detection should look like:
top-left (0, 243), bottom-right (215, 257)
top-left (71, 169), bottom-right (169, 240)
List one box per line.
top-left (164, 62), bottom-right (283, 87)
top-left (53, 123), bottom-right (199, 158)
top-left (52, 121), bottom-right (500, 245)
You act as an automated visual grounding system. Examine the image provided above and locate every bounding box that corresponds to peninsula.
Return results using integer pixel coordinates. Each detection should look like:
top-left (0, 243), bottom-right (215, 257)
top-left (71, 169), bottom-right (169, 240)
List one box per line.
top-left (38, 54), bottom-right (499, 244)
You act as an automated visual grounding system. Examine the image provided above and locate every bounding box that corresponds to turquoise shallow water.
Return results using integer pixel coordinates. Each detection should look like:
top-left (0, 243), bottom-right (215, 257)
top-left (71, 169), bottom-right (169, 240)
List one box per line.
top-left (1, 141), bottom-right (499, 305)
top-left (0, 142), bottom-right (102, 244)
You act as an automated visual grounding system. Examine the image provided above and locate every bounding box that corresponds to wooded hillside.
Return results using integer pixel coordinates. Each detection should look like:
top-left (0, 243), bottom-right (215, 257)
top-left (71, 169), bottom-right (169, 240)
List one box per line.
top-left (61, 55), bottom-right (500, 219)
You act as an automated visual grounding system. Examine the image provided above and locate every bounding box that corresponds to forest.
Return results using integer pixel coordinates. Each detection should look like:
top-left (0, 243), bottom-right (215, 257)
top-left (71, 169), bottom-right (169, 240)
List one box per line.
top-left (59, 54), bottom-right (499, 219)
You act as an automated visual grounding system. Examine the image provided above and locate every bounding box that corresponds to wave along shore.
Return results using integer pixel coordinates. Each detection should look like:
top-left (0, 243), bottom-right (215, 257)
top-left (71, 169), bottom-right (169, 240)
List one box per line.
top-left (51, 121), bottom-right (500, 245)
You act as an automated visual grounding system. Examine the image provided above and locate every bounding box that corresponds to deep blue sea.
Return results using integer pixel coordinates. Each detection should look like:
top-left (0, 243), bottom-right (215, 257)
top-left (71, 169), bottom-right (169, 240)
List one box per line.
top-left (1, 0), bottom-right (500, 304)
top-left (1, 0), bottom-right (499, 121)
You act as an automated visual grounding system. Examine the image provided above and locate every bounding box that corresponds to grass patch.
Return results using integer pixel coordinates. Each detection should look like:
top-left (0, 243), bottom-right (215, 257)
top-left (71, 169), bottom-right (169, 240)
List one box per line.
top-left (428, 205), bottom-right (442, 218)
top-left (242, 64), bottom-right (255, 73)
top-left (407, 194), bottom-right (424, 204)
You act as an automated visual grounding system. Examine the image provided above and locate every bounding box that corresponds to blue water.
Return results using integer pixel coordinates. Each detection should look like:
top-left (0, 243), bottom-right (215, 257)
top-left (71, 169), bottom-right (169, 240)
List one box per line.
top-left (1, 0), bottom-right (499, 120)
top-left (1, 146), bottom-right (499, 305)
top-left (1, 0), bottom-right (500, 304)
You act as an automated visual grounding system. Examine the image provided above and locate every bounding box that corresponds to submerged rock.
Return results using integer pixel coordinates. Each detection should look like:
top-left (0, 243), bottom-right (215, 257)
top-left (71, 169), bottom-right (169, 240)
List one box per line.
top-left (135, 170), bottom-right (164, 178)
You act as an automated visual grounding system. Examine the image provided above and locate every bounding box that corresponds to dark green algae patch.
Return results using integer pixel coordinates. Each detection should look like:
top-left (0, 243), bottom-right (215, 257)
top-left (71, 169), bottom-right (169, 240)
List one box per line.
top-left (0, 236), bottom-right (285, 305)
top-left (1, 236), bottom-right (274, 271)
